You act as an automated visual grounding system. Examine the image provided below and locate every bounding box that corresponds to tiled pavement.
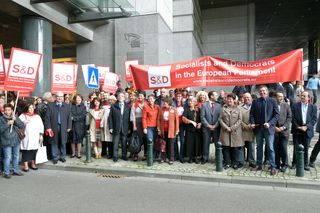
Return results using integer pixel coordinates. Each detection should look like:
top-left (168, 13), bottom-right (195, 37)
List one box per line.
top-left (40, 134), bottom-right (320, 189)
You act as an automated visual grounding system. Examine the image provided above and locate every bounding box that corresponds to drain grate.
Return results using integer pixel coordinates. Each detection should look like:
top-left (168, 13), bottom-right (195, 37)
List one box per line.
top-left (97, 173), bottom-right (125, 179)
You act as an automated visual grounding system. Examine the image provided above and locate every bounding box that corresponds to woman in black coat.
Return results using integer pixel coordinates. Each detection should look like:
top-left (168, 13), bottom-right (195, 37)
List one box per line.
top-left (71, 94), bottom-right (87, 158)
top-left (182, 98), bottom-right (202, 164)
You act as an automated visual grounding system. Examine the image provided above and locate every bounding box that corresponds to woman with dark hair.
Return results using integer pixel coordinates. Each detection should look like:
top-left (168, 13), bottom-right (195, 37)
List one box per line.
top-left (19, 103), bottom-right (44, 171)
top-left (0, 104), bottom-right (25, 178)
top-left (157, 97), bottom-right (179, 165)
top-left (70, 94), bottom-right (86, 158)
top-left (89, 97), bottom-right (105, 159)
top-left (131, 91), bottom-right (147, 161)
top-left (219, 93), bottom-right (244, 170)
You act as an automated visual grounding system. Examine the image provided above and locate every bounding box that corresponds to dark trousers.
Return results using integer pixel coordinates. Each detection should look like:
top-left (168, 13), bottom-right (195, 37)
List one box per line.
top-left (244, 141), bottom-right (255, 164)
top-left (175, 125), bottom-right (185, 160)
top-left (51, 125), bottom-right (66, 161)
top-left (274, 133), bottom-right (288, 168)
top-left (202, 130), bottom-right (216, 161)
top-left (107, 142), bottom-right (113, 158)
top-left (43, 136), bottom-right (52, 160)
top-left (186, 131), bottom-right (200, 160)
top-left (163, 133), bottom-right (175, 161)
top-left (222, 146), bottom-right (244, 166)
top-left (113, 132), bottom-right (127, 160)
top-left (312, 89), bottom-right (317, 104)
top-left (310, 136), bottom-right (320, 163)
top-left (292, 133), bottom-right (310, 166)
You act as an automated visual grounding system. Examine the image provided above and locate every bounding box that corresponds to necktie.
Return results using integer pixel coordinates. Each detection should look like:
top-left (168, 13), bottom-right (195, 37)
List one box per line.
top-left (211, 103), bottom-right (214, 113)
top-left (57, 103), bottom-right (62, 124)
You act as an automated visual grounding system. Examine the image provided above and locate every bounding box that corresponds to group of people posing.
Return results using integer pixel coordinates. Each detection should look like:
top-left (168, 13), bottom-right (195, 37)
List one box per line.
top-left (1, 80), bottom-right (320, 178)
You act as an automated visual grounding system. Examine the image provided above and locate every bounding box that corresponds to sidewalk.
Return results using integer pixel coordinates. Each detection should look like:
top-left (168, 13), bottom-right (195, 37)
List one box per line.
top-left (39, 137), bottom-right (320, 190)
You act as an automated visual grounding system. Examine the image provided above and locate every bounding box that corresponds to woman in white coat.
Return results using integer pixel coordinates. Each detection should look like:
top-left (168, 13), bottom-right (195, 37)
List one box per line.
top-left (101, 97), bottom-right (113, 159)
top-left (19, 103), bottom-right (44, 172)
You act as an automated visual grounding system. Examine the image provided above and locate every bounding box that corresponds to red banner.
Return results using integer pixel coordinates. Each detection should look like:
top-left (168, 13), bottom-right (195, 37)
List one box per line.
top-left (125, 60), bottom-right (139, 82)
top-left (103, 72), bottom-right (118, 93)
top-left (130, 49), bottom-right (303, 90)
top-left (4, 48), bottom-right (42, 92)
top-left (97, 66), bottom-right (110, 85)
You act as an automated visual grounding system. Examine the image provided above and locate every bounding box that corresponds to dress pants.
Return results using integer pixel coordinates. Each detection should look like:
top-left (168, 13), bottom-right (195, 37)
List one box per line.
top-left (310, 136), bottom-right (320, 163)
top-left (222, 146), bottom-right (244, 166)
top-left (52, 125), bottom-right (66, 161)
top-left (292, 133), bottom-right (310, 166)
top-left (113, 131), bottom-right (127, 160)
top-left (274, 133), bottom-right (288, 168)
top-left (244, 141), bottom-right (255, 164)
top-left (202, 130), bottom-right (216, 161)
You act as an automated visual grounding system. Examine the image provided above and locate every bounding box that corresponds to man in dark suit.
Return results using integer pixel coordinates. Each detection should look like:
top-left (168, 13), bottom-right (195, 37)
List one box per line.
top-left (286, 81), bottom-right (296, 105)
top-left (250, 86), bottom-right (279, 175)
top-left (44, 91), bottom-right (72, 164)
top-left (109, 91), bottom-right (131, 162)
top-left (274, 91), bottom-right (292, 172)
top-left (201, 91), bottom-right (221, 164)
top-left (291, 91), bottom-right (317, 170)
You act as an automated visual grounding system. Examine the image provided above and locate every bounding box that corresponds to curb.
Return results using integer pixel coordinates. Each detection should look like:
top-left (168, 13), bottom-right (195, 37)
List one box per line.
top-left (39, 163), bottom-right (320, 190)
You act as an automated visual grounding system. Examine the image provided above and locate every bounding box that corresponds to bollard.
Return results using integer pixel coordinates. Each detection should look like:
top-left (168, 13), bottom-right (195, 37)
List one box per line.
top-left (215, 141), bottom-right (223, 172)
top-left (85, 130), bottom-right (92, 163)
top-left (147, 140), bottom-right (153, 167)
top-left (296, 144), bottom-right (304, 177)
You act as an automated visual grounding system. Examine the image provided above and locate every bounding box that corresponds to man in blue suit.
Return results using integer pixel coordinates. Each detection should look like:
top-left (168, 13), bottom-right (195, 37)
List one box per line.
top-left (291, 91), bottom-right (317, 170)
top-left (250, 86), bottom-right (279, 175)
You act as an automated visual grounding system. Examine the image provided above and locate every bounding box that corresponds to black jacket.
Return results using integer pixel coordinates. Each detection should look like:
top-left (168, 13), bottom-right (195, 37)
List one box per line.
top-left (108, 102), bottom-right (130, 135)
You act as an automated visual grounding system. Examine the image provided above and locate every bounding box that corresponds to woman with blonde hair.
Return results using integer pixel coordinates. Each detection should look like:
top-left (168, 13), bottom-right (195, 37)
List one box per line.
top-left (196, 91), bottom-right (209, 109)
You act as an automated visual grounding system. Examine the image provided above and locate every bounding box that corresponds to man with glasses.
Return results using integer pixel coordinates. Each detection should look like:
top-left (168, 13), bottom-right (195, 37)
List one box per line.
top-left (44, 91), bottom-right (72, 164)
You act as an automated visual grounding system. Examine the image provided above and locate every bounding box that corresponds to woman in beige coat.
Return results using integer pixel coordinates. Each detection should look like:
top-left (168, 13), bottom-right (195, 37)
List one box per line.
top-left (89, 98), bottom-right (105, 159)
top-left (219, 93), bottom-right (244, 170)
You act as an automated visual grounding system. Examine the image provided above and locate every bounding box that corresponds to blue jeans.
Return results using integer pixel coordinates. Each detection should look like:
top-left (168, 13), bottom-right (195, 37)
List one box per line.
top-left (256, 128), bottom-right (276, 168)
top-left (147, 127), bottom-right (158, 160)
top-left (3, 143), bottom-right (20, 175)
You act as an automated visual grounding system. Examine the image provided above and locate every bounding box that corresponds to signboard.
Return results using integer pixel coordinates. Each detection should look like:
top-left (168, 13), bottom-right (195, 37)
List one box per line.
top-left (0, 45), bottom-right (5, 89)
top-left (81, 64), bottom-right (95, 85)
top-left (87, 66), bottom-right (99, 89)
top-left (51, 62), bottom-right (76, 94)
top-left (130, 49), bottom-right (303, 90)
top-left (125, 60), bottom-right (139, 82)
top-left (4, 48), bottom-right (42, 91)
top-left (97, 65), bottom-right (110, 85)
top-left (103, 72), bottom-right (118, 93)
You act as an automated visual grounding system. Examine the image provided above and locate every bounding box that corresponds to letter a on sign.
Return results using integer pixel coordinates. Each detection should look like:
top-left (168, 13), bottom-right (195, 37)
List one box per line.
top-left (87, 66), bottom-right (99, 89)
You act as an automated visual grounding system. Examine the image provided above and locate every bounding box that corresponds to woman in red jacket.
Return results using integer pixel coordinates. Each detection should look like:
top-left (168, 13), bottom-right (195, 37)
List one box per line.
top-left (157, 97), bottom-right (179, 165)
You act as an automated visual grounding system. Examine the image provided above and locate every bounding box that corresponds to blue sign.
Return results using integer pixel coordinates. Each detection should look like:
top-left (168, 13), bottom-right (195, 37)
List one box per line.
top-left (87, 66), bottom-right (99, 89)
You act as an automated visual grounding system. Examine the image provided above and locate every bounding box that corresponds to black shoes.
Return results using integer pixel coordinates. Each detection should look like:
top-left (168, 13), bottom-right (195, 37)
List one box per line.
top-left (60, 158), bottom-right (66, 163)
top-left (304, 166), bottom-right (310, 171)
top-left (13, 172), bottom-right (24, 176)
top-left (53, 160), bottom-right (58, 164)
top-left (201, 160), bottom-right (208, 165)
top-left (309, 161), bottom-right (315, 168)
top-left (3, 174), bottom-right (11, 179)
top-left (280, 166), bottom-right (287, 173)
top-left (113, 158), bottom-right (118, 162)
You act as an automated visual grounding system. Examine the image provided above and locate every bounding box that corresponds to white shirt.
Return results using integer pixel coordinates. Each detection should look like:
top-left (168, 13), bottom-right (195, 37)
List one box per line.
top-left (301, 103), bottom-right (308, 124)
top-left (119, 102), bottom-right (124, 115)
top-left (163, 111), bottom-right (169, 121)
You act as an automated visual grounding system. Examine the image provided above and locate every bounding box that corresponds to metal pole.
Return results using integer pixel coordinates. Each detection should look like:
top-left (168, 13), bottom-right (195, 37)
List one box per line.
top-left (85, 130), bottom-right (92, 163)
top-left (147, 139), bottom-right (153, 167)
top-left (216, 141), bottom-right (223, 172)
top-left (296, 144), bottom-right (304, 177)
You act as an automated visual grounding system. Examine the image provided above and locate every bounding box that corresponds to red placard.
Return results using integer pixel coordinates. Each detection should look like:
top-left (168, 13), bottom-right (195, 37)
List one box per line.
top-left (130, 49), bottom-right (303, 90)
top-left (103, 72), bottom-right (118, 93)
top-left (125, 60), bottom-right (139, 82)
top-left (96, 66), bottom-right (110, 85)
top-left (51, 62), bottom-right (76, 94)
top-left (4, 48), bottom-right (42, 92)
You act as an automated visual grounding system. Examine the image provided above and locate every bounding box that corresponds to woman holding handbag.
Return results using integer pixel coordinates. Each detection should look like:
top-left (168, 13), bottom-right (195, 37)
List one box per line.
top-left (157, 97), bottom-right (179, 165)
top-left (89, 98), bottom-right (105, 159)
top-left (19, 103), bottom-right (44, 171)
top-left (130, 91), bottom-right (147, 161)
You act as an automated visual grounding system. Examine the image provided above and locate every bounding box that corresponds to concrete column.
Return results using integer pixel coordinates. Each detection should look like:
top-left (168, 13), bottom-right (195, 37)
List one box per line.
top-left (21, 16), bottom-right (52, 97)
top-left (247, 3), bottom-right (255, 61)
top-left (308, 40), bottom-right (318, 76)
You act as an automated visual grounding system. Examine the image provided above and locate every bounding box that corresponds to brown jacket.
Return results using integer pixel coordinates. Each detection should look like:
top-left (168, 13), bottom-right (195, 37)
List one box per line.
top-left (219, 105), bottom-right (243, 147)
top-left (157, 107), bottom-right (179, 139)
top-left (240, 104), bottom-right (255, 142)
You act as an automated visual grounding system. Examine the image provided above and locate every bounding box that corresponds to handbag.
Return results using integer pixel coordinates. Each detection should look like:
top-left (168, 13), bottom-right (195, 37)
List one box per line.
top-left (36, 142), bottom-right (48, 164)
top-left (13, 126), bottom-right (26, 140)
top-left (128, 131), bottom-right (141, 154)
top-left (154, 136), bottom-right (166, 153)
